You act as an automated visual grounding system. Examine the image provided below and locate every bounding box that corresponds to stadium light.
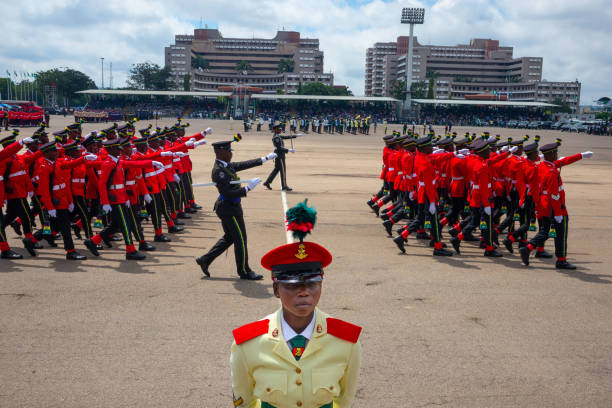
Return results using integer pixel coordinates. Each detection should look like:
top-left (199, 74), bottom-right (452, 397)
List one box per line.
top-left (401, 7), bottom-right (425, 113)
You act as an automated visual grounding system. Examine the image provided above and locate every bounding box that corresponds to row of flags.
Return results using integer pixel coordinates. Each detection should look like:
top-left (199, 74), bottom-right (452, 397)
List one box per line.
top-left (4, 71), bottom-right (37, 79)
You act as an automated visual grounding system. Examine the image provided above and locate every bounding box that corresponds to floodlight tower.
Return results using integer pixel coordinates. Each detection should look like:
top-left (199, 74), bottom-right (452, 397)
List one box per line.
top-left (401, 7), bottom-right (425, 111)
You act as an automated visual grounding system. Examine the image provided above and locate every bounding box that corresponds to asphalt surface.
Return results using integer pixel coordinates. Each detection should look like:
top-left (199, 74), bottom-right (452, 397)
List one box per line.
top-left (1, 116), bottom-right (611, 407)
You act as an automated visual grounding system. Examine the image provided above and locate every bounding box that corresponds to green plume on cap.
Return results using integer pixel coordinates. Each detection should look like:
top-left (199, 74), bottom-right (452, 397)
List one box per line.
top-left (285, 199), bottom-right (317, 242)
top-left (534, 135), bottom-right (541, 143)
top-left (556, 138), bottom-right (562, 146)
top-left (233, 133), bottom-right (242, 142)
top-left (523, 135), bottom-right (530, 142)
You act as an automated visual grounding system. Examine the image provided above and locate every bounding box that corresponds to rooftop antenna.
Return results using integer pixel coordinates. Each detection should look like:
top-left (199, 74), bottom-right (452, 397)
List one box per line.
top-left (199, 17), bottom-right (202, 28)
top-left (110, 62), bottom-right (113, 89)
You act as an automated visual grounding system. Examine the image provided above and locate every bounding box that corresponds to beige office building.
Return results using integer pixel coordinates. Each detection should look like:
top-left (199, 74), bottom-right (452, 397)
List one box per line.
top-left (365, 37), bottom-right (580, 109)
top-left (165, 29), bottom-right (333, 93)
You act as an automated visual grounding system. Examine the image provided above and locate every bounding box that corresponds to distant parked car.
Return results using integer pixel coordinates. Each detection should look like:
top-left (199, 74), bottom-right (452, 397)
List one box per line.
top-left (528, 121), bottom-right (541, 129)
top-left (551, 121), bottom-right (563, 129)
top-left (517, 120), bottom-right (529, 128)
top-left (540, 121), bottom-right (552, 129)
top-left (575, 124), bottom-right (589, 133)
top-left (506, 120), bottom-right (518, 128)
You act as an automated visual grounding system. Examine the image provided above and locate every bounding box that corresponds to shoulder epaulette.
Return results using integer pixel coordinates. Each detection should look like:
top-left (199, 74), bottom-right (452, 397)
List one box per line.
top-left (232, 319), bottom-right (269, 345)
top-left (326, 317), bottom-right (362, 343)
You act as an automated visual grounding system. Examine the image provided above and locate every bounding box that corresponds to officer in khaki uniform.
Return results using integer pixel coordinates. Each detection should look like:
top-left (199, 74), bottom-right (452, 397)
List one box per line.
top-left (230, 201), bottom-right (362, 408)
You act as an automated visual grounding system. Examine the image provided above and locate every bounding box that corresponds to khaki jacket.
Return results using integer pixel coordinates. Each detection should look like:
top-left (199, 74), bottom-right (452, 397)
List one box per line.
top-left (230, 308), bottom-right (361, 408)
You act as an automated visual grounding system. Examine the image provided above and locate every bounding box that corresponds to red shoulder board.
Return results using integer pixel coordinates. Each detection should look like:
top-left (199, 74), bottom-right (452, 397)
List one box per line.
top-left (326, 318), bottom-right (362, 343)
top-left (232, 319), bottom-right (269, 345)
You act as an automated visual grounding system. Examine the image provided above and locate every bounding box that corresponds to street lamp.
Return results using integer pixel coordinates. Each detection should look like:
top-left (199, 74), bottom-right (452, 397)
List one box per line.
top-left (100, 57), bottom-right (104, 89)
top-left (401, 7), bottom-right (425, 111)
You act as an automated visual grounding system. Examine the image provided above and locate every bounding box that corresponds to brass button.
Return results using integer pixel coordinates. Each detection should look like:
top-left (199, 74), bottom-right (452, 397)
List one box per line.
top-left (266, 388), bottom-right (271, 392)
top-left (296, 379), bottom-right (302, 386)
top-left (295, 368), bottom-right (301, 374)
top-left (297, 401), bottom-right (302, 407)
top-left (330, 386), bottom-right (334, 390)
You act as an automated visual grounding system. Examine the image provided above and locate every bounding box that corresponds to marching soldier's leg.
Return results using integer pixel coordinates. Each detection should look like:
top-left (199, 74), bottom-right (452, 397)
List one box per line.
top-left (112, 203), bottom-right (145, 260)
top-left (231, 214), bottom-right (252, 276)
top-left (554, 215), bottom-right (574, 269)
top-left (127, 204), bottom-right (154, 251)
top-left (148, 194), bottom-right (169, 242)
top-left (429, 202), bottom-right (452, 256)
top-left (5, 199), bottom-right (38, 256)
top-left (279, 157), bottom-right (289, 190)
top-left (51, 209), bottom-right (86, 260)
top-left (196, 215), bottom-right (234, 277)
top-left (520, 215), bottom-right (552, 266)
top-left (0, 206), bottom-right (22, 259)
top-left (74, 196), bottom-right (93, 239)
top-left (264, 162), bottom-right (280, 189)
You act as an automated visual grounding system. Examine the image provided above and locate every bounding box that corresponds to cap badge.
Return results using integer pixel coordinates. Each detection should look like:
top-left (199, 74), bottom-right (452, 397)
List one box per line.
top-left (316, 324), bottom-right (323, 333)
top-left (295, 244), bottom-right (308, 260)
top-left (272, 328), bottom-right (279, 337)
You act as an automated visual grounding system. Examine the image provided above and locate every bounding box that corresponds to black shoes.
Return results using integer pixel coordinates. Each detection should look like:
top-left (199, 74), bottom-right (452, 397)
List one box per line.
top-left (177, 212), bottom-right (191, 219)
top-left (450, 237), bottom-right (461, 255)
top-left (263, 182), bottom-right (272, 190)
top-left (416, 232), bottom-right (430, 240)
top-left (196, 257), bottom-right (210, 277)
top-left (84, 239), bottom-right (100, 257)
top-left (126, 251), bottom-right (146, 260)
top-left (393, 235), bottom-right (406, 253)
top-left (382, 220), bottom-right (393, 236)
top-left (191, 203), bottom-right (203, 210)
top-left (185, 207), bottom-right (198, 214)
top-left (139, 242), bottom-right (156, 251)
top-left (282, 186), bottom-right (293, 192)
top-left (154, 234), bottom-right (171, 242)
top-left (503, 238), bottom-right (514, 253)
top-left (448, 227), bottom-right (458, 237)
top-left (519, 246), bottom-right (530, 266)
top-left (240, 270), bottom-right (263, 280)
top-left (111, 235), bottom-right (123, 242)
top-left (66, 251), bottom-right (87, 260)
top-left (556, 260), bottom-right (576, 270)
top-left (463, 233), bottom-right (480, 242)
top-left (1, 250), bottom-right (23, 259)
top-left (433, 248), bottom-right (453, 256)
top-left (484, 249), bottom-right (503, 257)
top-left (168, 225), bottom-right (184, 233)
top-left (22, 237), bottom-right (37, 257)
top-left (173, 219), bottom-right (185, 226)
top-left (535, 250), bottom-right (553, 259)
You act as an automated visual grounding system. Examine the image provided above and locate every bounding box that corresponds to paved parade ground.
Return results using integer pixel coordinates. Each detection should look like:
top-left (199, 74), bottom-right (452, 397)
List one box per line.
top-left (1, 116), bottom-right (611, 407)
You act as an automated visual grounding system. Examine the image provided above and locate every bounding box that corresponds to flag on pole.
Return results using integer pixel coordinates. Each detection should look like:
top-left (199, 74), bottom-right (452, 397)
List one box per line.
top-left (6, 70), bottom-right (10, 77)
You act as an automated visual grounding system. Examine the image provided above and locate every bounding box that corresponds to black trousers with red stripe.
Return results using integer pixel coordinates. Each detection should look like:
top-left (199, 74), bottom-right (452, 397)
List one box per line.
top-left (73, 195), bottom-right (92, 239)
top-left (99, 203), bottom-right (134, 248)
top-left (4, 198), bottom-right (35, 235)
top-left (49, 209), bottom-right (75, 251)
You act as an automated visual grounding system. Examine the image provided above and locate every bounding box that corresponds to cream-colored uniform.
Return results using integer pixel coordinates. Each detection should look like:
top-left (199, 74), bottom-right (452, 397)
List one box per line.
top-left (230, 307), bottom-right (361, 408)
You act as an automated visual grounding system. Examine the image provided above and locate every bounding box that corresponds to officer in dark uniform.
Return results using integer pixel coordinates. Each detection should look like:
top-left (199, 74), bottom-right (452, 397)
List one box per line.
top-left (263, 124), bottom-right (299, 191)
top-left (196, 139), bottom-right (277, 280)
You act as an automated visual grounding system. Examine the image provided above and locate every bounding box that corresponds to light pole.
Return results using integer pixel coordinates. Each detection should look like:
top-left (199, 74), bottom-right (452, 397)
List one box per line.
top-left (100, 57), bottom-right (104, 89)
top-left (401, 7), bottom-right (425, 113)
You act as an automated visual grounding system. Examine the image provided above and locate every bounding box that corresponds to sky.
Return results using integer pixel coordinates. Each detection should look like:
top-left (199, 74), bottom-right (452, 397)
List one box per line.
top-left (1, 0), bottom-right (611, 105)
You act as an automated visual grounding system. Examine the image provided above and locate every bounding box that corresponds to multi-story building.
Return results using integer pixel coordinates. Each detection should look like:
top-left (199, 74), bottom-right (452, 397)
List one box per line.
top-left (365, 37), bottom-right (580, 109)
top-left (165, 29), bottom-right (333, 94)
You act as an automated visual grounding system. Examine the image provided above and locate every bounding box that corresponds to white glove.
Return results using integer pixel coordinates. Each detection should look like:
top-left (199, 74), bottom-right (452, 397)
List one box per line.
top-left (68, 203), bottom-right (74, 213)
top-left (204, 127), bottom-right (213, 136)
top-left (289, 149), bottom-right (295, 153)
top-left (27, 191), bottom-right (34, 198)
top-left (152, 161), bottom-right (164, 169)
top-left (554, 215), bottom-right (563, 223)
top-left (48, 209), bottom-right (57, 218)
top-left (296, 133), bottom-right (303, 137)
top-left (185, 139), bottom-right (195, 147)
top-left (245, 177), bottom-right (261, 192)
top-left (581, 151), bottom-right (593, 159)
top-left (160, 151), bottom-right (173, 157)
top-left (458, 148), bottom-right (469, 155)
top-left (173, 174), bottom-right (181, 183)
top-left (102, 204), bottom-right (112, 213)
top-left (144, 194), bottom-right (152, 203)
top-left (194, 139), bottom-right (207, 147)
top-left (84, 154), bottom-right (97, 161)
top-left (261, 153), bottom-right (276, 163)
top-left (509, 146), bottom-right (519, 153)
top-left (173, 152), bottom-right (186, 157)
top-left (454, 153), bottom-right (465, 159)
top-left (487, 136), bottom-right (496, 143)
top-left (409, 191), bottom-right (415, 201)
top-left (20, 137), bottom-right (35, 145)
top-left (428, 202), bottom-right (436, 215)
top-left (432, 148), bottom-right (444, 154)
top-left (125, 200), bottom-right (131, 208)
top-left (501, 146), bottom-right (509, 152)
top-left (484, 206), bottom-right (491, 215)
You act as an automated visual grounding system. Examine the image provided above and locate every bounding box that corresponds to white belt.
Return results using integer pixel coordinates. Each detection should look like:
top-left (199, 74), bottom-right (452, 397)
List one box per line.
top-left (452, 176), bottom-right (464, 181)
top-left (511, 180), bottom-right (517, 184)
top-left (472, 183), bottom-right (491, 189)
top-left (412, 173), bottom-right (416, 178)
top-left (388, 167), bottom-right (394, 171)
top-left (52, 183), bottom-right (66, 191)
top-left (109, 184), bottom-right (124, 190)
top-left (71, 178), bottom-right (85, 183)
top-left (442, 173), bottom-right (447, 177)
top-left (145, 171), bottom-right (157, 178)
top-left (173, 158), bottom-right (180, 163)
top-left (125, 181), bottom-right (136, 186)
top-left (542, 190), bottom-right (547, 195)
top-left (0, 175), bottom-right (4, 181)
top-left (136, 175), bottom-right (142, 179)
top-left (493, 177), bottom-right (504, 182)
top-left (164, 164), bottom-right (172, 169)
top-left (397, 171), bottom-right (403, 175)
top-left (8, 170), bottom-right (26, 178)
top-left (551, 194), bottom-right (560, 200)
top-left (559, 185), bottom-right (564, 191)
top-left (418, 182), bottom-right (425, 186)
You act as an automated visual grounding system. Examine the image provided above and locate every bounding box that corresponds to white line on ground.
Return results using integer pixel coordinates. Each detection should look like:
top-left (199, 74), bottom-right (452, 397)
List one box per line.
top-left (280, 181), bottom-right (293, 244)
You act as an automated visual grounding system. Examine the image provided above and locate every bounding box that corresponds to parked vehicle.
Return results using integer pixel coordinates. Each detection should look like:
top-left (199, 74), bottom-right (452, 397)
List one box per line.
top-left (507, 120), bottom-right (518, 128)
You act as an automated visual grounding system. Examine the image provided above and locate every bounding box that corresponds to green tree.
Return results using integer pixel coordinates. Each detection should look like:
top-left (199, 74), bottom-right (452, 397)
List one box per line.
top-left (191, 56), bottom-right (210, 70)
top-left (390, 79), bottom-right (407, 100)
top-left (277, 59), bottom-right (295, 73)
top-left (33, 68), bottom-right (97, 106)
top-left (426, 69), bottom-right (438, 99)
top-left (127, 62), bottom-right (171, 90)
top-left (235, 60), bottom-right (254, 73)
top-left (183, 73), bottom-right (191, 91)
top-left (551, 98), bottom-right (572, 113)
top-left (411, 80), bottom-right (427, 99)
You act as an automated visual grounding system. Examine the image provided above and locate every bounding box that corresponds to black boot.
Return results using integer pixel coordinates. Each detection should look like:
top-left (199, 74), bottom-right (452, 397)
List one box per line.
top-left (448, 227), bottom-right (458, 237)
top-left (22, 237), bottom-right (37, 257)
top-left (168, 225), bottom-right (184, 233)
top-left (282, 186), bottom-right (293, 192)
top-left (1, 250), bottom-right (23, 259)
top-left (196, 256), bottom-right (210, 277)
top-left (84, 239), bottom-right (100, 256)
top-left (139, 242), bottom-right (156, 251)
top-left (264, 182), bottom-right (272, 190)
top-left (519, 246), bottom-right (531, 266)
top-left (433, 248), bottom-right (453, 256)
top-left (111, 234), bottom-right (123, 241)
top-left (191, 203), bottom-right (203, 210)
top-left (450, 237), bottom-right (461, 254)
top-left (463, 233), bottom-right (480, 242)
top-left (240, 270), bottom-right (263, 280)
top-left (66, 251), bottom-right (87, 260)
top-left (177, 212), bottom-right (191, 219)
top-left (11, 220), bottom-right (22, 236)
top-left (393, 235), bottom-right (406, 253)
top-left (382, 220), bottom-right (393, 236)
top-left (503, 238), bottom-right (514, 253)
top-left (126, 251), bottom-right (146, 260)
top-left (154, 234), bottom-right (171, 242)
top-left (535, 250), bottom-right (553, 259)
top-left (416, 232), bottom-right (430, 240)
top-left (173, 219), bottom-right (185, 226)
top-left (555, 260), bottom-right (576, 270)
top-left (484, 249), bottom-right (503, 257)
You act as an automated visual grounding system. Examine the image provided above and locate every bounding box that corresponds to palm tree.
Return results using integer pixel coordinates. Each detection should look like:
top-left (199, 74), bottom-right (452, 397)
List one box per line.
top-left (235, 60), bottom-right (254, 74)
top-left (426, 69), bottom-right (439, 99)
top-left (277, 59), bottom-right (295, 74)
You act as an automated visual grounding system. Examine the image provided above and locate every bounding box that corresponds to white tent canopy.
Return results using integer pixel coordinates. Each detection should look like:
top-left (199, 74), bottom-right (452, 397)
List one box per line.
top-left (412, 98), bottom-right (558, 107)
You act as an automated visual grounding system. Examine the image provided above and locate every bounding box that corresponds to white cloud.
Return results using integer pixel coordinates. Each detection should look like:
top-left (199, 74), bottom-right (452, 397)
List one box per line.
top-left (1, 0), bottom-right (610, 103)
